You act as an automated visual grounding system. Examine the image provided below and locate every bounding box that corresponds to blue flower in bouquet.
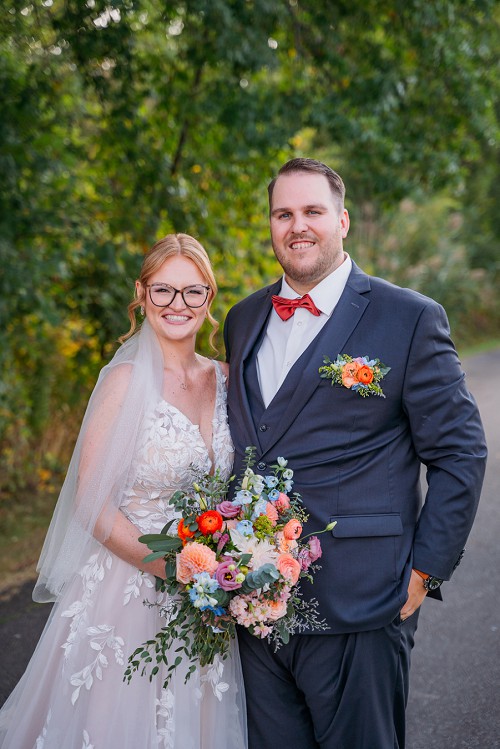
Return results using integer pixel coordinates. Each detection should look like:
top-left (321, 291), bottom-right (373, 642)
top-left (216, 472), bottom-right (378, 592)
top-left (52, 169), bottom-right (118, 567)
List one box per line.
top-left (264, 475), bottom-right (279, 489)
top-left (251, 498), bottom-right (268, 521)
top-left (189, 572), bottom-right (222, 613)
top-left (233, 489), bottom-right (253, 507)
top-left (267, 488), bottom-right (280, 501)
top-left (236, 519), bottom-right (255, 537)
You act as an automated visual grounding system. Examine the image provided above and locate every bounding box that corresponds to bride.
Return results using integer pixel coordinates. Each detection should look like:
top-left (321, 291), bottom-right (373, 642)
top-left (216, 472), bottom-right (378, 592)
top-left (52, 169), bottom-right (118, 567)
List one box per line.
top-left (0, 234), bottom-right (247, 748)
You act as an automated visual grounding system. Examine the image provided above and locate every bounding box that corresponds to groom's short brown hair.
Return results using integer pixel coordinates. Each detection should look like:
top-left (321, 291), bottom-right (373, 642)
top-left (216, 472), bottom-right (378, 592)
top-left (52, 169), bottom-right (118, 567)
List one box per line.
top-left (267, 158), bottom-right (345, 212)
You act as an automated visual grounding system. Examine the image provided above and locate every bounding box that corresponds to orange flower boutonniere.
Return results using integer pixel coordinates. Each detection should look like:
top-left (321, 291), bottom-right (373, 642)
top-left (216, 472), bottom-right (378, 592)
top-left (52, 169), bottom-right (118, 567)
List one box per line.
top-left (319, 354), bottom-right (391, 398)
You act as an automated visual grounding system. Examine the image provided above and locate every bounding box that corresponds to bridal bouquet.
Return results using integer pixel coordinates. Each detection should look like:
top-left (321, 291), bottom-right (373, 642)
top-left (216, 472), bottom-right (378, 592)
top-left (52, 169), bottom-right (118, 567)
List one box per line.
top-left (125, 447), bottom-right (334, 688)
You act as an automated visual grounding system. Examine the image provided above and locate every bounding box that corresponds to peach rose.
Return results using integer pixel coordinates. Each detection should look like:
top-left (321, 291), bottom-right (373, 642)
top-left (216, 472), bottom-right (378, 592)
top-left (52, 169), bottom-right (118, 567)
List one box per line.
top-left (341, 360), bottom-right (360, 388)
top-left (283, 518), bottom-right (302, 540)
top-left (277, 553), bottom-right (301, 585)
top-left (357, 365), bottom-right (374, 384)
top-left (265, 502), bottom-right (279, 525)
top-left (176, 542), bottom-right (218, 584)
top-left (275, 531), bottom-right (298, 553)
top-left (266, 598), bottom-right (288, 621)
top-left (275, 492), bottom-right (290, 513)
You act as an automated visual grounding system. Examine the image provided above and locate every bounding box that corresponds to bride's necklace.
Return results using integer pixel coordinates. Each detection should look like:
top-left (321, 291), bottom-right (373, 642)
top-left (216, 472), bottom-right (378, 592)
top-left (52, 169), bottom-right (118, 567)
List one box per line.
top-left (165, 361), bottom-right (199, 391)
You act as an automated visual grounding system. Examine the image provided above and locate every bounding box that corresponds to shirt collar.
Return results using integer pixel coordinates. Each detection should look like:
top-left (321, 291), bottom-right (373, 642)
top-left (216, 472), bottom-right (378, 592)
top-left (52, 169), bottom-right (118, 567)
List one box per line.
top-left (279, 253), bottom-right (352, 316)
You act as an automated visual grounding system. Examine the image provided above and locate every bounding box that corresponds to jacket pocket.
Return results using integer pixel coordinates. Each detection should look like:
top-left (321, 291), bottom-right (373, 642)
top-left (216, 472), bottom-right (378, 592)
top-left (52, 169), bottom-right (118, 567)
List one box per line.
top-left (330, 513), bottom-right (403, 538)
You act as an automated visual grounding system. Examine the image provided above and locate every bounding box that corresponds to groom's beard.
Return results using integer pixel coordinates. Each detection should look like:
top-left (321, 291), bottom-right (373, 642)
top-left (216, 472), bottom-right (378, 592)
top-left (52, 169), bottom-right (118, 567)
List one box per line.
top-left (271, 231), bottom-right (345, 290)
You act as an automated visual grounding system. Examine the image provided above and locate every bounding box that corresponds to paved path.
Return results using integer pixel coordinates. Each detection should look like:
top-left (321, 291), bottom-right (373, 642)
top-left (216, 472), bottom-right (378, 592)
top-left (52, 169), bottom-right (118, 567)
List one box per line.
top-left (406, 349), bottom-right (500, 749)
top-left (1, 349), bottom-right (499, 746)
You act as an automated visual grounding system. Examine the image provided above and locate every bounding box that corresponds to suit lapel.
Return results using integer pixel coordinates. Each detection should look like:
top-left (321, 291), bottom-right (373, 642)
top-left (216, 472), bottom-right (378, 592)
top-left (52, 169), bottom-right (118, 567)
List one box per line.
top-left (258, 265), bottom-right (371, 454)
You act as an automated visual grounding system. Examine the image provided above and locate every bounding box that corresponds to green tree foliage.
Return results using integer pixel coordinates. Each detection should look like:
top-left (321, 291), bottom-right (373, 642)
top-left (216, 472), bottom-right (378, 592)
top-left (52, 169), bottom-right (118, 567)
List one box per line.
top-left (0, 0), bottom-right (499, 493)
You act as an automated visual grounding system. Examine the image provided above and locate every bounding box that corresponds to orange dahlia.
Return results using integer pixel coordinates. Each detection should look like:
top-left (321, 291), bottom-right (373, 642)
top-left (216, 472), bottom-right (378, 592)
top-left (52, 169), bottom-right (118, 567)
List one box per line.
top-left (176, 543), bottom-right (218, 584)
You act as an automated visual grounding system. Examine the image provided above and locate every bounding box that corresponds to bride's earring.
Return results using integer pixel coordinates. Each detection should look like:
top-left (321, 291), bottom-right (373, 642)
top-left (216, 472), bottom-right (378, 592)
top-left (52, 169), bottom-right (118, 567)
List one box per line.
top-left (140, 306), bottom-right (145, 316)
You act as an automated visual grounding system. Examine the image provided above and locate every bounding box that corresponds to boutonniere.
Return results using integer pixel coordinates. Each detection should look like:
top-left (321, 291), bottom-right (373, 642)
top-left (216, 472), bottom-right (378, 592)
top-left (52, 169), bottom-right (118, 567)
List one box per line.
top-left (319, 354), bottom-right (391, 398)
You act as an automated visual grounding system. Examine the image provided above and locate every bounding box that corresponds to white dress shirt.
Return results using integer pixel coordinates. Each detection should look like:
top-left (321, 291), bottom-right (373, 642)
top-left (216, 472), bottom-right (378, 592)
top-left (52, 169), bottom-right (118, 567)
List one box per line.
top-left (256, 254), bottom-right (352, 408)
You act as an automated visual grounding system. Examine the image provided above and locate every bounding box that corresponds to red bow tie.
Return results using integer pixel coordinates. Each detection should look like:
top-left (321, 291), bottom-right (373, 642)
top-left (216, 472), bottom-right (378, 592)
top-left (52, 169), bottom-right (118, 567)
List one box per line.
top-left (271, 293), bottom-right (321, 321)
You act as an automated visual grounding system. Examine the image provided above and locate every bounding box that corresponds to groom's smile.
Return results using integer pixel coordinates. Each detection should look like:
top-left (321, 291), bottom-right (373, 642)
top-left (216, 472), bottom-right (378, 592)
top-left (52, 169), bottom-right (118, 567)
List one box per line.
top-left (288, 237), bottom-right (317, 251)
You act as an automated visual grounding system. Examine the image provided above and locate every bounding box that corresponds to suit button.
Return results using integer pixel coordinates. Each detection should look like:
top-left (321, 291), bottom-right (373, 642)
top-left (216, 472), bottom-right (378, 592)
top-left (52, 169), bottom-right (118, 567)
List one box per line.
top-left (259, 424), bottom-right (268, 432)
top-left (257, 462), bottom-right (266, 470)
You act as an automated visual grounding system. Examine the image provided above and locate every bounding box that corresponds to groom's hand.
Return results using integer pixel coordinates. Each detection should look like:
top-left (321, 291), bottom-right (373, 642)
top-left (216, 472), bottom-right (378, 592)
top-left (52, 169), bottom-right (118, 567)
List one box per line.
top-left (400, 569), bottom-right (428, 621)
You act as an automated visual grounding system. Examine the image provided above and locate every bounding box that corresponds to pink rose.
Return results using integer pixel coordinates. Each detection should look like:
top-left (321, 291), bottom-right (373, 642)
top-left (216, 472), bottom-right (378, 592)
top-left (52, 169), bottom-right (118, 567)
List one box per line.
top-left (265, 502), bottom-right (279, 525)
top-left (216, 500), bottom-right (240, 518)
top-left (298, 536), bottom-right (323, 570)
top-left (307, 536), bottom-right (322, 562)
top-left (297, 547), bottom-right (313, 571)
top-left (275, 493), bottom-right (290, 513)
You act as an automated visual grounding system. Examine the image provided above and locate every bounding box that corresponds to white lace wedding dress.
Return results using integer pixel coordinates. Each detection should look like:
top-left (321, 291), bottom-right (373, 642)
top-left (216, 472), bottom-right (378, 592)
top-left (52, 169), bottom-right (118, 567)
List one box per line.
top-left (0, 362), bottom-right (247, 749)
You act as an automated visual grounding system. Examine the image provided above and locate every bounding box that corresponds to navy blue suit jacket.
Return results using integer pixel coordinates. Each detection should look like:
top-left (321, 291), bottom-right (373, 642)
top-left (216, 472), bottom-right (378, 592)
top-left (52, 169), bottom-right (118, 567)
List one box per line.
top-left (224, 262), bottom-right (487, 633)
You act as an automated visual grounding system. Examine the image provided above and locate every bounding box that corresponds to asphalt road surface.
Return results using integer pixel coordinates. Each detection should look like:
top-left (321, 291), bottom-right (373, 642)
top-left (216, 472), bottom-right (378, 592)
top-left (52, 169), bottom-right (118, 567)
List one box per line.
top-left (1, 349), bottom-right (499, 747)
top-left (406, 348), bottom-right (500, 749)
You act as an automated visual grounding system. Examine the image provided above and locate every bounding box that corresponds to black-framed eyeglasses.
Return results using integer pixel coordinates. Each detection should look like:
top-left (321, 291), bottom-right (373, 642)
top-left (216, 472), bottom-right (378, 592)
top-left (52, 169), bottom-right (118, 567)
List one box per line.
top-left (147, 283), bottom-right (210, 309)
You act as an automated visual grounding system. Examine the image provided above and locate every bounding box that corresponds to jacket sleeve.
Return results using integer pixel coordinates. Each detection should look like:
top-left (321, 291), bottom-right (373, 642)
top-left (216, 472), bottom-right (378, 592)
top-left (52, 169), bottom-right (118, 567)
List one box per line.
top-left (402, 301), bottom-right (487, 579)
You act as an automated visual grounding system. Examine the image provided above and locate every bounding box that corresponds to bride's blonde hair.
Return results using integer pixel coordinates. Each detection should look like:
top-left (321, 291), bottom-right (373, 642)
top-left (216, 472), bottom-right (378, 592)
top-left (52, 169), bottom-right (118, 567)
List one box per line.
top-left (119, 233), bottom-right (219, 348)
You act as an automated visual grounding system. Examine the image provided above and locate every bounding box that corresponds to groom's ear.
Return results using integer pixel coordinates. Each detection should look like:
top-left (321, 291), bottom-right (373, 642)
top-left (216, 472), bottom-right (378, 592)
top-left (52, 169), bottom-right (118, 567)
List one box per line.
top-left (340, 209), bottom-right (350, 239)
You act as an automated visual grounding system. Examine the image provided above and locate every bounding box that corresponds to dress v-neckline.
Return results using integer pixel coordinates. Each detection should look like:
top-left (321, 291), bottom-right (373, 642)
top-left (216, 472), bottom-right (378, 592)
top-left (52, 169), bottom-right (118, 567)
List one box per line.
top-left (158, 361), bottom-right (220, 469)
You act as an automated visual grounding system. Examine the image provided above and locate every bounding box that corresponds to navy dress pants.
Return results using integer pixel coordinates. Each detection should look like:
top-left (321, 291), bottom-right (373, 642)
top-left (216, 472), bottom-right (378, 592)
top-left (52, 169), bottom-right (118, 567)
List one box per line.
top-left (237, 611), bottom-right (419, 749)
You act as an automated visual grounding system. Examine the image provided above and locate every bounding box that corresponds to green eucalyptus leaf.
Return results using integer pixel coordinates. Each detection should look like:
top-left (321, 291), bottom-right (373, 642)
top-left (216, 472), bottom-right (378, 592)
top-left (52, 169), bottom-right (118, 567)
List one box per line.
top-left (142, 551), bottom-right (167, 563)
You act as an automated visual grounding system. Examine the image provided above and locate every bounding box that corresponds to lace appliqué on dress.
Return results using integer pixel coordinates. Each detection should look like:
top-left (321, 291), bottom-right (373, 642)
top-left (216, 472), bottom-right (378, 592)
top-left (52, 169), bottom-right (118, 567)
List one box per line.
top-left (156, 689), bottom-right (175, 749)
top-left (61, 552), bottom-right (125, 706)
top-left (198, 655), bottom-right (230, 702)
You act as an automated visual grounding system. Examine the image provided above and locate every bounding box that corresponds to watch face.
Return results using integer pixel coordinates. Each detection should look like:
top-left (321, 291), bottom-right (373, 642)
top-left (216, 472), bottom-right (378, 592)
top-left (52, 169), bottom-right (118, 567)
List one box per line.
top-left (425, 576), bottom-right (443, 591)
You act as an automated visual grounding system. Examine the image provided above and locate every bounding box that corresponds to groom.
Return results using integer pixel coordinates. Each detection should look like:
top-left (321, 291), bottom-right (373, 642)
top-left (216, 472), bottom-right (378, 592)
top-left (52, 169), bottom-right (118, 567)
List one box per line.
top-left (224, 158), bottom-right (487, 749)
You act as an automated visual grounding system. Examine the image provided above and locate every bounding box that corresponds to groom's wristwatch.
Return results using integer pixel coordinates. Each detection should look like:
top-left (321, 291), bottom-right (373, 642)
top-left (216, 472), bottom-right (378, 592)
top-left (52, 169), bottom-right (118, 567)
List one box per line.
top-left (413, 568), bottom-right (444, 592)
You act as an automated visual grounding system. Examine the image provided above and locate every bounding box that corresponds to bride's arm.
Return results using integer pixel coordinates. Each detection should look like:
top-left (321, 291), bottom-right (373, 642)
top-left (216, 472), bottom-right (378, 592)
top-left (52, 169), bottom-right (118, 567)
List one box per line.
top-left (78, 363), bottom-right (167, 579)
top-left (101, 511), bottom-right (167, 579)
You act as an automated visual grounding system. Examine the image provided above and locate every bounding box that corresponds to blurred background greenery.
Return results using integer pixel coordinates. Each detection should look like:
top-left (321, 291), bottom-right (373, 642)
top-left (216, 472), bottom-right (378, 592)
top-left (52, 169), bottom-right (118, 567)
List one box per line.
top-left (1, 0), bottom-right (499, 579)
